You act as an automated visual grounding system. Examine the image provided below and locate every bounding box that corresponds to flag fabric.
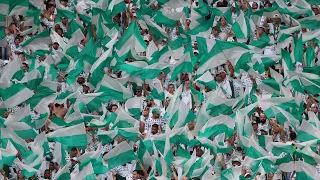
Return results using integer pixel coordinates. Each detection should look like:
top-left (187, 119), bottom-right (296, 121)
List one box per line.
top-left (103, 141), bottom-right (136, 170)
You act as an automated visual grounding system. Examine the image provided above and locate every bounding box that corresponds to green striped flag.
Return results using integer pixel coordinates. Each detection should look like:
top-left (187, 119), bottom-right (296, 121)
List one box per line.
top-left (297, 120), bottom-right (320, 142)
top-left (266, 142), bottom-right (294, 156)
top-left (21, 30), bottom-right (51, 51)
top-left (169, 52), bottom-right (192, 81)
top-left (78, 147), bottom-right (108, 174)
top-left (295, 161), bottom-right (320, 180)
top-left (97, 75), bottom-right (133, 101)
top-left (143, 15), bottom-right (169, 40)
top-left (8, 0), bottom-right (29, 16)
top-left (46, 123), bottom-right (87, 148)
top-left (298, 14), bottom-right (320, 30)
top-left (103, 141), bottom-right (136, 170)
top-left (0, 140), bottom-right (17, 167)
top-left (232, 10), bottom-right (253, 39)
top-left (13, 159), bottom-right (38, 178)
top-left (258, 78), bottom-right (280, 95)
top-left (114, 21), bottom-right (147, 57)
top-left (195, 71), bottom-right (218, 90)
top-left (197, 40), bottom-right (250, 75)
top-left (52, 163), bottom-right (71, 180)
top-left (97, 129), bottom-right (118, 145)
top-left (53, 142), bottom-right (67, 166)
top-left (111, 106), bottom-right (139, 129)
top-left (71, 162), bottom-right (95, 180)
top-left (125, 97), bottom-right (142, 120)
top-left (0, 83), bottom-right (34, 108)
top-left (154, 8), bottom-right (183, 28)
top-left (198, 115), bottom-right (235, 139)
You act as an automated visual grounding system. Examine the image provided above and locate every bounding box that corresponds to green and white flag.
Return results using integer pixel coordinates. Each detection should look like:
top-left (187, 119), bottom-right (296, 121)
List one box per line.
top-left (195, 71), bottom-right (218, 90)
top-left (143, 15), bottom-right (169, 40)
top-left (169, 52), bottom-right (192, 81)
top-left (71, 162), bottom-right (95, 180)
top-left (52, 163), bottom-right (71, 180)
top-left (154, 8), bottom-right (183, 28)
top-left (111, 105), bottom-right (139, 129)
top-left (97, 129), bottom-right (118, 145)
top-left (21, 30), bottom-right (51, 52)
top-left (198, 115), bottom-right (235, 138)
top-left (46, 123), bottom-right (87, 148)
top-left (125, 97), bottom-right (142, 120)
top-left (295, 161), bottom-right (320, 180)
top-left (97, 75), bottom-right (133, 101)
top-left (232, 10), bottom-right (254, 39)
top-left (0, 83), bottom-right (34, 108)
top-left (118, 126), bottom-right (141, 142)
top-left (13, 158), bottom-right (38, 178)
top-left (266, 142), bottom-right (294, 156)
top-left (53, 142), bottom-right (67, 166)
top-left (8, 0), bottom-right (29, 16)
top-left (103, 141), bottom-right (136, 170)
top-left (114, 21), bottom-right (147, 56)
top-left (298, 14), bottom-right (320, 30)
top-left (297, 120), bottom-right (320, 142)
top-left (0, 140), bottom-right (17, 167)
top-left (78, 146), bottom-right (108, 174)
top-left (197, 40), bottom-right (250, 75)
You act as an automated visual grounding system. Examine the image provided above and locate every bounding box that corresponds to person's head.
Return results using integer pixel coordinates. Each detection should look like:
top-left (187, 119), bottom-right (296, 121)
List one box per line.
top-left (135, 86), bottom-right (142, 97)
top-left (132, 170), bottom-right (143, 179)
top-left (219, 70), bottom-right (226, 80)
top-left (252, 121), bottom-right (258, 131)
top-left (212, 26), bottom-right (220, 36)
top-left (289, 132), bottom-right (297, 141)
top-left (4, 27), bottom-right (11, 35)
top-left (49, 162), bottom-right (55, 170)
top-left (188, 121), bottom-right (195, 130)
top-left (52, 42), bottom-right (59, 50)
top-left (44, 169), bottom-right (51, 179)
top-left (146, 99), bottom-right (154, 107)
top-left (273, 14), bottom-right (280, 25)
top-left (143, 108), bottom-right (149, 117)
top-left (168, 84), bottom-right (175, 93)
top-left (311, 103), bottom-right (319, 113)
top-left (60, 0), bottom-right (68, 6)
top-left (61, 17), bottom-right (68, 25)
top-left (312, 5), bottom-right (319, 15)
top-left (14, 37), bottom-right (20, 45)
top-left (151, 124), bottom-right (159, 135)
top-left (71, 157), bottom-right (79, 166)
top-left (111, 104), bottom-right (118, 112)
top-left (164, 97), bottom-right (171, 108)
top-left (113, 14), bottom-right (121, 24)
top-left (80, 39), bottom-right (86, 46)
top-left (18, 170), bottom-right (24, 179)
top-left (196, 147), bottom-right (204, 157)
top-left (57, 28), bottom-right (63, 37)
top-left (46, 4), bottom-right (55, 14)
top-left (181, 176), bottom-right (188, 180)
top-left (220, 16), bottom-right (227, 26)
top-left (77, 77), bottom-right (85, 85)
top-left (252, 2), bottom-right (258, 9)
top-left (22, 62), bottom-right (29, 72)
top-left (184, 79), bottom-right (190, 90)
top-left (70, 147), bottom-right (78, 157)
top-left (260, 113), bottom-right (266, 123)
top-left (82, 84), bottom-right (89, 93)
top-left (152, 108), bottom-right (160, 119)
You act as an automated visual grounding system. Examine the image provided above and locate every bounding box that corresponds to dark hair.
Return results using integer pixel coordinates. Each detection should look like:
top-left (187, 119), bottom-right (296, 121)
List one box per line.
top-left (290, 132), bottom-right (297, 141)
top-left (152, 124), bottom-right (159, 129)
top-left (46, 4), bottom-right (55, 10)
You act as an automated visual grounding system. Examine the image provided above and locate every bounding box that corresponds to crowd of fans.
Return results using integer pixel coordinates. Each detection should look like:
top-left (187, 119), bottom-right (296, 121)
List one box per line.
top-left (0, 0), bottom-right (319, 179)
